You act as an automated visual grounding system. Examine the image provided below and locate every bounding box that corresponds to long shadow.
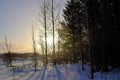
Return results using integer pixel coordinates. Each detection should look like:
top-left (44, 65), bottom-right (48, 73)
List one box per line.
top-left (35, 67), bottom-right (44, 80)
top-left (45, 65), bottom-right (54, 80)
top-left (26, 71), bottom-right (35, 80)
top-left (66, 65), bottom-right (80, 73)
top-left (40, 65), bottom-right (47, 80)
top-left (15, 69), bottom-right (36, 80)
top-left (55, 65), bottom-right (66, 80)
top-left (27, 69), bottom-right (41, 80)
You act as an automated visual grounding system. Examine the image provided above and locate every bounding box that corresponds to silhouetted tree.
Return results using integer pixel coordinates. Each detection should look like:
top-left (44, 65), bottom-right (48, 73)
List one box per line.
top-left (32, 25), bottom-right (37, 71)
top-left (62, 0), bottom-right (86, 64)
top-left (4, 37), bottom-right (12, 67)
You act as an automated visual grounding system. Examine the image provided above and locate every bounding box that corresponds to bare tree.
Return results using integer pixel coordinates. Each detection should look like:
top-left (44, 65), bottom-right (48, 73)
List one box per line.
top-left (44, 0), bottom-right (48, 65)
top-left (37, 0), bottom-right (48, 65)
top-left (32, 25), bottom-right (37, 71)
top-left (37, 0), bottom-right (62, 65)
top-left (51, 0), bottom-right (56, 65)
top-left (47, 0), bottom-right (61, 65)
top-left (4, 37), bottom-right (12, 67)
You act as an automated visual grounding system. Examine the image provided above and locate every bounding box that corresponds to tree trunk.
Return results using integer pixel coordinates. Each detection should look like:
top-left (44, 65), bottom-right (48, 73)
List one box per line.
top-left (52, 0), bottom-right (56, 65)
top-left (44, 0), bottom-right (48, 65)
top-left (32, 26), bottom-right (37, 71)
top-left (85, 0), bottom-right (94, 79)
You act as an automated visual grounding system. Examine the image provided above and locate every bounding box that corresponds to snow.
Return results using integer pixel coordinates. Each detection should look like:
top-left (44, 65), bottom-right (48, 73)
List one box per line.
top-left (0, 60), bottom-right (120, 80)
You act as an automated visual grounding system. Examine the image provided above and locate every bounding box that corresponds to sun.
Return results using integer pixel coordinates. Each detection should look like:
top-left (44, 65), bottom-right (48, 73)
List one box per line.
top-left (35, 34), bottom-right (58, 51)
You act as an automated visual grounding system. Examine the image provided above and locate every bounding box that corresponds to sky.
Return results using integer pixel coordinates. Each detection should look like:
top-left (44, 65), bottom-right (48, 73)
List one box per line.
top-left (0, 0), bottom-right (66, 53)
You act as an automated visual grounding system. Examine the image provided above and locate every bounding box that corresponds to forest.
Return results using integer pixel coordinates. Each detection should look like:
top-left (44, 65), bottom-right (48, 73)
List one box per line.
top-left (57, 0), bottom-right (120, 71)
top-left (0, 0), bottom-right (120, 80)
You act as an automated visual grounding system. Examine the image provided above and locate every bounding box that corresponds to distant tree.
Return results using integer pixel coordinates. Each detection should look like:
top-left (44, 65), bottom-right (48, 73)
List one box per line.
top-left (4, 37), bottom-right (12, 67)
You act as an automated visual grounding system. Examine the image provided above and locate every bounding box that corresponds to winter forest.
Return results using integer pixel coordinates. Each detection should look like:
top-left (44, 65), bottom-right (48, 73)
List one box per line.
top-left (0, 0), bottom-right (120, 80)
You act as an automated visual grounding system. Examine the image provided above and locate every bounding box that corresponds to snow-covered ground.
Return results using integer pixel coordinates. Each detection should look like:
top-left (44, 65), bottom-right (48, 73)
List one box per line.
top-left (0, 60), bottom-right (120, 80)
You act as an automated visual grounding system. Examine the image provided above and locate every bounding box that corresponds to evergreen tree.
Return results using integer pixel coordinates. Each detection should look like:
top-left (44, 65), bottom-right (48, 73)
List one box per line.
top-left (86, 0), bottom-right (120, 71)
top-left (62, 0), bottom-right (85, 63)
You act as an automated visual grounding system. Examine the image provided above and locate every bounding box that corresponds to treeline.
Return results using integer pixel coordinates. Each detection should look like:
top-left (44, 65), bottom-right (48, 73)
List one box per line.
top-left (0, 53), bottom-right (39, 59)
top-left (57, 0), bottom-right (120, 72)
top-left (0, 52), bottom-right (42, 66)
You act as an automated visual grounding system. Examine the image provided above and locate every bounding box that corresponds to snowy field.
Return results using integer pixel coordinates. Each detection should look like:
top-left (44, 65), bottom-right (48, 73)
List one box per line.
top-left (0, 60), bottom-right (120, 80)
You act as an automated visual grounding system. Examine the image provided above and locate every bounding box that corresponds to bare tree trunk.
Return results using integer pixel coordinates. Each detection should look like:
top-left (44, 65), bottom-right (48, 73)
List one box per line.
top-left (44, 0), bottom-right (48, 65)
top-left (32, 26), bottom-right (37, 71)
top-left (52, 0), bottom-right (56, 65)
